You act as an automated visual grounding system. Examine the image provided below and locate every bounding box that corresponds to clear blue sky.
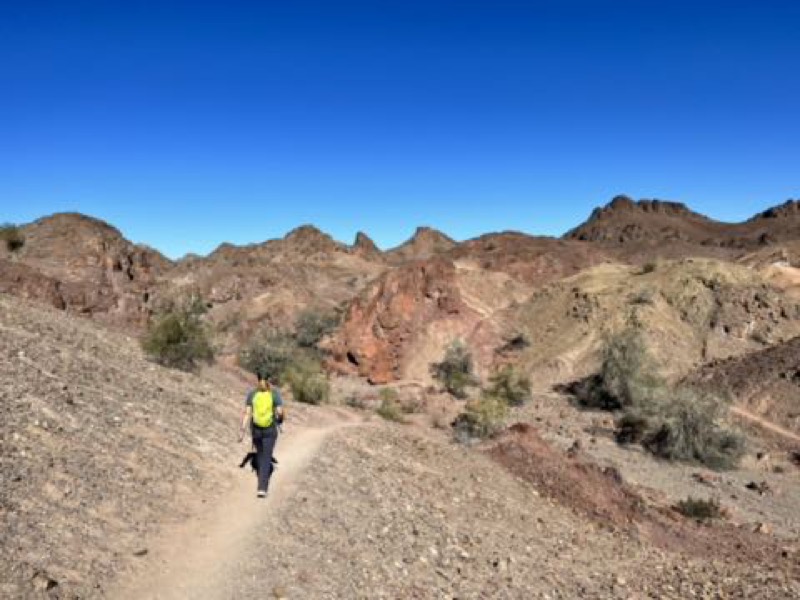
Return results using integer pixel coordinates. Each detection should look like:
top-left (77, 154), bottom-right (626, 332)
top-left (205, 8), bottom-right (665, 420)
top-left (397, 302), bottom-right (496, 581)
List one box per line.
top-left (2, 1), bottom-right (798, 258)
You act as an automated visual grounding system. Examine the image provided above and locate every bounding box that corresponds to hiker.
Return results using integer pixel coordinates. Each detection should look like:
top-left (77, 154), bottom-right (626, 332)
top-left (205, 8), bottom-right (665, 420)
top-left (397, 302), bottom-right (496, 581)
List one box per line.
top-left (238, 373), bottom-right (284, 498)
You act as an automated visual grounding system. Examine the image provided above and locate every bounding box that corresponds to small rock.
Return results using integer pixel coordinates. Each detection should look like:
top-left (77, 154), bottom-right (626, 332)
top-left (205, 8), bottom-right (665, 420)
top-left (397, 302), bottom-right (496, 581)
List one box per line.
top-left (754, 522), bottom-right (772, 535)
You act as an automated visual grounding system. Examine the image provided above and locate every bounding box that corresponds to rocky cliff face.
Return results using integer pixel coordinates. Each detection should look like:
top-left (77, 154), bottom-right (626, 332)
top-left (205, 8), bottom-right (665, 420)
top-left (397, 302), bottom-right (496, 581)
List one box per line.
top-left (1, 213), bottom-right (170, 326)
top-left (326, 258), bottom-right (479, 384)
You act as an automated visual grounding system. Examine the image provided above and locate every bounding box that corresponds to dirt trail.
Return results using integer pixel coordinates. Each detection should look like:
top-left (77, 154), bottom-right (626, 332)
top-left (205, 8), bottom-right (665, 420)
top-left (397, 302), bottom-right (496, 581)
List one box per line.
top-left (110, 412), bottom-right (361, 600)
top-left (732, 405), bottom-right (800, 444)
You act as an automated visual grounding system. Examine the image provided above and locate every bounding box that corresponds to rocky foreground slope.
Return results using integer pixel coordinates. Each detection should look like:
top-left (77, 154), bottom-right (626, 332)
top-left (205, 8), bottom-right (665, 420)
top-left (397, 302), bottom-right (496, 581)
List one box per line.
top-left (232, 423), bottom-right (798, 599)
top-left (0, 294), bottom-right (245, 597)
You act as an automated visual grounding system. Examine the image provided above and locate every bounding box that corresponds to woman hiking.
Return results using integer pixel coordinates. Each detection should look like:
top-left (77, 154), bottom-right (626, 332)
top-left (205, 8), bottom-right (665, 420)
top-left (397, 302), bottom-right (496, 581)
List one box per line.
top-left (238, 372), bottom-right (284, 498)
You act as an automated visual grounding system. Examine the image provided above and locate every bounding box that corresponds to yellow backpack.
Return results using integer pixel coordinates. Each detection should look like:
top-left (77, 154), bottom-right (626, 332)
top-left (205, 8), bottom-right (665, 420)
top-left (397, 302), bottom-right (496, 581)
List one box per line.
top-left (252, 390), bottom-right (274, 428)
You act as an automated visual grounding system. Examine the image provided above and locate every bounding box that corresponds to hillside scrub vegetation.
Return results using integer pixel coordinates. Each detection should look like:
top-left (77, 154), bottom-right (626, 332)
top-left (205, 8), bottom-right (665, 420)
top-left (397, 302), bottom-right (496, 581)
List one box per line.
top-left (239, 328), bottom-right (331, 404)
top-left (576, 329), bottom-right (745, 470)
top-left (0, 223), bottom-right (25, 252)
top-left (294, 307), bottom-right (340, 349)
top-left (675, 496), bottom-right (725, 522)
top-left (486, 365), bottom-right (532, 406)
top-left (452, 393), bottom-right (509, 443)
top-left (376, 388), bottom-right (405, 422)
top-left (431, 340), bottom-right (479, 399)
top-left (142, 296), bottom-right (214, 371)
top-left (284, 355), bottom-right (331, 405)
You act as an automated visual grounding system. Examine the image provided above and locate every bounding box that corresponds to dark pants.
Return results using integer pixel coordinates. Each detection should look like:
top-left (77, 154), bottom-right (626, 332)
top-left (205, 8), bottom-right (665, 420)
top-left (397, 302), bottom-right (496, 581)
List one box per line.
top-left (252, 425), bottom-right (278, 493)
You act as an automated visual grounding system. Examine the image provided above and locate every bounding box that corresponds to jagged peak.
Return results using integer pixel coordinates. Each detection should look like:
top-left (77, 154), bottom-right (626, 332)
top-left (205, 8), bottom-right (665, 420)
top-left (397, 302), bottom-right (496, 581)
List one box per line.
top-left (352, 231), bottom-right (381, 251)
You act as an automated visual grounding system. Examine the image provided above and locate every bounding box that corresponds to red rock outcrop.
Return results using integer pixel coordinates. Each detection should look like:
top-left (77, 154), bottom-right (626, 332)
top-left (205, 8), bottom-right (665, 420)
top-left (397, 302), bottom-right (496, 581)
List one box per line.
top-left (327, 258), bottom-right (480, 384)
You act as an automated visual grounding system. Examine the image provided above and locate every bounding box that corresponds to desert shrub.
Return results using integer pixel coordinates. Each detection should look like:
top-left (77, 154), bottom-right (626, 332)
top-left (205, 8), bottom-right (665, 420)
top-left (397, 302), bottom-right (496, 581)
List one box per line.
top-left (496, 333), bottom-right (531, 354)
top-left (239, 330), bottom-right (297, 382)
top-left (452, 393), bottom-right (508, 442)
top-left (486, 365), bottom-right (532, 406)
top-left (575, 329), bottom-right (744, 469)
top-left (294, 308), bottom-right (339, 349)
top-left (675, 496), bottom-right (724, 522)
top-left (0, 223), bottom-right (25, 252)
top-left (575, 329), bottom-right (663, 410)
top-left (618, 386), bottom-right (745, 470)
top-left (431, 340), bottom-right (479, 399)
top-left (640, 262), bottom-right (657, 274)
top-left (142, 297), bottom-right (214, 371)
top-left (630, 288), bottom-right (655, 305)
top-left (376, 388), bottom-right (405, 422)
top-left (614, 413), bottom-right (650, 444)
top-left (638, 387), bottom-right (745, 470)
top-left (284, 356), bottom-right (330, 405)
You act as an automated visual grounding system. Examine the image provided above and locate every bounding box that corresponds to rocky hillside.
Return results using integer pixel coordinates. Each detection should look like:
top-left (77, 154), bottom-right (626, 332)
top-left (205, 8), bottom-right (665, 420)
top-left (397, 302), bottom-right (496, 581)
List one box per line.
top-left (3, 197), bottom-right (800, 385)
top-left (689, 336), bottom-right (800, 438)
top-left (1, 214), bottom-right (170, 327)
top-left (566, 195), bottom-right (800, 258)
top-left (505, 259), bottom-right (800, 387)
top-left (0, 294), bottom-right (244, 597)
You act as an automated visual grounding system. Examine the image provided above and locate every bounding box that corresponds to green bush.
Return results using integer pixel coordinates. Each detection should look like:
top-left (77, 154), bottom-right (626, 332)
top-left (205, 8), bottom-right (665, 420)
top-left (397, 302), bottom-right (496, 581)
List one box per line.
top-left (239, 330), bottom-right (298, 382)
top-left (675, 496), bottom-right (724, 522)
top-left (431, 340), bottom-right (479, 399)
top-left (142, 298), bottom-right (214, 371)
top-left (0, 223), bottom-right (24, 252)
top-left (573, 328), bottom-right (745, 470)
top-left (574, 329), bottom-right (663, 410)
top-left (452, 393), bottom-right (508, 442)
top-left (285, 357), bottom-right (330, 405)
top-left (376, 388), bottom-right (405, 422)
top-left (634, 387), bottom-right (745, 470)
top-left (294, 308), bottom-right (339, 349)
top-left (486, 365), bottom-right (532, 406)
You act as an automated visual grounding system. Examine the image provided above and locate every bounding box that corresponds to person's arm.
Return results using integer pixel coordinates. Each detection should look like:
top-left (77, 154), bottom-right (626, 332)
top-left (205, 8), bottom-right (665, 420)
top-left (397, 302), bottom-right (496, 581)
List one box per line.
top-left (272, 386), bottom-right (285, 421)
top-left (239, 391), bottom-right (253, 442)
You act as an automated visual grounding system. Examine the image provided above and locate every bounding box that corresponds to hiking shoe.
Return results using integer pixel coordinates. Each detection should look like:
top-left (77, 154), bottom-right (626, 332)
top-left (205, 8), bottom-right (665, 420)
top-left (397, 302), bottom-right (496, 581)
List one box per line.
top-left (257, 490), bottom-right (267, 498)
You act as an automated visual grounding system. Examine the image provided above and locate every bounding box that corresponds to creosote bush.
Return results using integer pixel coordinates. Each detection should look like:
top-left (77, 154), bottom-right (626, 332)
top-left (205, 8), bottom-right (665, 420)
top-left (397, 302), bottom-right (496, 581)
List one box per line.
top-left (633, 388), bottom-right (745, 470)
top-left (0, 223), bottom-right (25, 252)
top-left (486, 365), bottom-right (532, 407)
top-left (294, 308), bottom-right (339, 349)
top-left (578, 328), bottom-right (745, 470)
top-left (142, 296), bottom-right (214, 371)
top-left (376, 388), bottom-right (405, 422)
top-left (431, 340), bottom-right (479, 399)
top-left (239, 329), bottom-right (330, 405)
top-left (675, 496), bottom-right (724, 522)
top-left (239, 330), bottom-right (297, 382)
top-left (285, 357), bottom-right (330, 405)
top-left (452, 393), bottom-right (508, 443)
